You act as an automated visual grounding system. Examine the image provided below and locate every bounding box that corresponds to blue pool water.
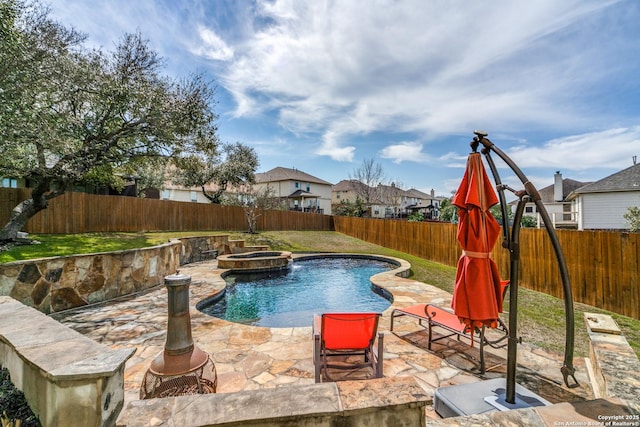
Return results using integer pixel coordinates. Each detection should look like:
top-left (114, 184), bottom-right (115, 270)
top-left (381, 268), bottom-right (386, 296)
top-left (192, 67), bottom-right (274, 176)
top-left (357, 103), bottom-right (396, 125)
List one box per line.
top-left (198, 257), bottom-right (394, 327)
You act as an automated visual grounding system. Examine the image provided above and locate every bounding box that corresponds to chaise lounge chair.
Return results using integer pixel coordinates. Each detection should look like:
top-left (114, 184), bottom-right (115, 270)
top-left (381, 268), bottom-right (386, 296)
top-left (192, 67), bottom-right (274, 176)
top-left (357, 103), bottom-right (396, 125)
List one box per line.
top-left (390, 281), bottom-right (509, 374)
top-left (313, 312), bottom-right (384, 383)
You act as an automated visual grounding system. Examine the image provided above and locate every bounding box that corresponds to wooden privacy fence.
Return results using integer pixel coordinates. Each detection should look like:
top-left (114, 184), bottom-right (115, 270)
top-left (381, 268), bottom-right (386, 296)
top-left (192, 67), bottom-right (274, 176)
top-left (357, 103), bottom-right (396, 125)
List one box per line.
top-left (1, 189), bottom-right (638, 319)
top-left (334, 216), bottom-right (640, 320)
top-left (0, 189), bottom-right (333, 233)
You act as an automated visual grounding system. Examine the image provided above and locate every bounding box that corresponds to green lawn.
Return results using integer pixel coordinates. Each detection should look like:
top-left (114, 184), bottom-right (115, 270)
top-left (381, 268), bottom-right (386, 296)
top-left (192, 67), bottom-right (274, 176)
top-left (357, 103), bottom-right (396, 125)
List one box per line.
top-left (2, 230), bottom-right (639, 358)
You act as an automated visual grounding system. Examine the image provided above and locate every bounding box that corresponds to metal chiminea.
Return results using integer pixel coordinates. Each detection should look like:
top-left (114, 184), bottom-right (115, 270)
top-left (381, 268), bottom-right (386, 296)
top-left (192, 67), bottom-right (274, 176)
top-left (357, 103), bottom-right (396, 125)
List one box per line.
top-left (140, 272), bottom-right (217, 399)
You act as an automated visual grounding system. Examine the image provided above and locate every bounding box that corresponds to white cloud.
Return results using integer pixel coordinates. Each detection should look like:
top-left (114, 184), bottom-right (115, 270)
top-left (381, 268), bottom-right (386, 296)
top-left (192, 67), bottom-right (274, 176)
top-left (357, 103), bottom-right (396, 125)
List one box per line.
top-left (315, 131), bottom-right (355, 162)
top-left (192, 26), bottom-right (234, 61)
top-left (218, 0), bottom-right (623, 140)
top-left (41, 0), bottom-right (639, 192)
top-left (380, 142), bottom-right (429, 164)
top-left (509, 127), bottom-right (640, 170)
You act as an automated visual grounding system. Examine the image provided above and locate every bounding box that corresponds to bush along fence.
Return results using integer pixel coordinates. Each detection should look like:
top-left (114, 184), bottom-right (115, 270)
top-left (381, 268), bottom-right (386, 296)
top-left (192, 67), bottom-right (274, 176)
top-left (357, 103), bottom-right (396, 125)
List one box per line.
top-left (1, 188), bottom-right (638, 320)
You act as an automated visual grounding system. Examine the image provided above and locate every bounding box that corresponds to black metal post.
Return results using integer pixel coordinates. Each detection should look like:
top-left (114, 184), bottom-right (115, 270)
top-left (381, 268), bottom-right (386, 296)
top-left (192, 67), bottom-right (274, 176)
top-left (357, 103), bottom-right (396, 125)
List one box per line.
top-left (505, 197), bottom-right (526, 402)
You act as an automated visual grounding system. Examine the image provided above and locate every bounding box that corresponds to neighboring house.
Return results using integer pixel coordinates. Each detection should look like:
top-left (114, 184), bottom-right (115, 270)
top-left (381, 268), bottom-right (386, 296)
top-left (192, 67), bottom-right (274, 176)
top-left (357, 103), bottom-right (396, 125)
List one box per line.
top-left (332, 179), bottom-right (365, 211)
top-left (373, 186), bottom-right (445, 219)
top-left (375, 183), bottom-right (406, 218)
top-left (255, 167), bottom-right (333, 215)
top-left (331, 180), bottom-right (444, 220)
top-left (332, 179), bottom-right (383, 217)
top-left (1, 177), bottom-right (23, 188)
top-left (332, 180), bottom-right (361, 205)
top-left (331, 180), bottom-right (397, 218)
top-left (512, 171), bottom-right (589, 229)
top-left (1, 175), bottom-right (144, 197)
top-left (159, 182), bottom-right (217, 203)
top-left (566, 162), bottom-right (640, 230)
top-left (405, 188), bottom-right (444, 220)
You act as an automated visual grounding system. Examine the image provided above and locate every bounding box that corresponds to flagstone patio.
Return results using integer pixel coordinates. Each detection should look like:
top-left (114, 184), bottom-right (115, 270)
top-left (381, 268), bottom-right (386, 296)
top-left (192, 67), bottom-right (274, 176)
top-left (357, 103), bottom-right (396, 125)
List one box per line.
top-left (48, 254), bottom-right (601, 424)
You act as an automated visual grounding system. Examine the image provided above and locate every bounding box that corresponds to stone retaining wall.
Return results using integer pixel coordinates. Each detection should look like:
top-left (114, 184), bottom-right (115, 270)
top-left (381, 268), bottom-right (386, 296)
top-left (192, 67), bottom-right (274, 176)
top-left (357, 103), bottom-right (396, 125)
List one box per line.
top-left (0, 235), bottom-right (240, 314)
top-left (584, 312), bottom-right (640, 402)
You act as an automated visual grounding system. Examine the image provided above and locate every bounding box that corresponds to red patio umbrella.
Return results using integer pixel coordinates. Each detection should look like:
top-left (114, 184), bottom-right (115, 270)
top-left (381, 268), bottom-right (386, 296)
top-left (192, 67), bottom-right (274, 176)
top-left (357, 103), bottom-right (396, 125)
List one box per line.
top-left (451, 152), bottom-right (504, 336)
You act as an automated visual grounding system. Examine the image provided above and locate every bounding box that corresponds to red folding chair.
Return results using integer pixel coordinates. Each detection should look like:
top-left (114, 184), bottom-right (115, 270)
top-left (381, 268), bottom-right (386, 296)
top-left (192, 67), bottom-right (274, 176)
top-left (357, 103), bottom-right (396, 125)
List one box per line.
top-left (313, 312), bottom-right (384, 383)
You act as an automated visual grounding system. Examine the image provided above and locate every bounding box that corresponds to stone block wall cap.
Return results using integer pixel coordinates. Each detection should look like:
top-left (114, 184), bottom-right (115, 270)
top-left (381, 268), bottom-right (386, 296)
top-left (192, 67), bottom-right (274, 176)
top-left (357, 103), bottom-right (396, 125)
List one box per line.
top-left (49, 347), bottom-right (137, 381)
top-left (120, 382), bottom-right (342, 426)
top-left (584, 312), bottom-right (621, 335)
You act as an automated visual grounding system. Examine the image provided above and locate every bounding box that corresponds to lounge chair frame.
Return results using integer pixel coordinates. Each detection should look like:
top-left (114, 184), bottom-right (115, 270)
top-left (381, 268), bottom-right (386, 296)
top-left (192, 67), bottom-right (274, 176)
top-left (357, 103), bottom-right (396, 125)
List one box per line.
top-left (313, 313), bottom-right (384, 383)
top-left (390, 282), bottom-right (509, 374)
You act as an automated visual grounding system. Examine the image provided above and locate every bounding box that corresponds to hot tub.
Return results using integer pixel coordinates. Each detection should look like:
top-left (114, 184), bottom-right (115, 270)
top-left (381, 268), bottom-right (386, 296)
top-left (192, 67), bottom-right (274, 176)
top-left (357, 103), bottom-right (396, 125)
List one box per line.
top-left (216, 251), bottom-right (293, 271)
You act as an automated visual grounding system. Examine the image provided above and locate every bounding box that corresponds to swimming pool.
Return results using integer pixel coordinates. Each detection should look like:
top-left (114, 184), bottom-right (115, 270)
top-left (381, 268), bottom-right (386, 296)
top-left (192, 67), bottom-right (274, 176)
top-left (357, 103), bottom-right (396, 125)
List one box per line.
top-left (197, 256), bottom-right (395, 327)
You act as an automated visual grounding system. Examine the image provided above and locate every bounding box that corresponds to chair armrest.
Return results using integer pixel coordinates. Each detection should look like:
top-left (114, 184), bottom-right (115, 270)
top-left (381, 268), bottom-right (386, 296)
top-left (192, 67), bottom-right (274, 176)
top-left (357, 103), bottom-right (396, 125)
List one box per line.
top-left (375, 331), bottom-right (385, 355)
top-left (375, 331), bottom-right (384, 378)
top-left (312, 314), bottom-right (321, 337)
top-left (313, 332), bottom-right (321, 383)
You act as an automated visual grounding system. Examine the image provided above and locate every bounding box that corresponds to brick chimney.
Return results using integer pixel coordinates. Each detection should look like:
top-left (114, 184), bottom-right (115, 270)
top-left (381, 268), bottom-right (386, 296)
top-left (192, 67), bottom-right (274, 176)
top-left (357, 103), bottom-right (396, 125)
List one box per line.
top-left (554, 171), bottom-right (563, 202)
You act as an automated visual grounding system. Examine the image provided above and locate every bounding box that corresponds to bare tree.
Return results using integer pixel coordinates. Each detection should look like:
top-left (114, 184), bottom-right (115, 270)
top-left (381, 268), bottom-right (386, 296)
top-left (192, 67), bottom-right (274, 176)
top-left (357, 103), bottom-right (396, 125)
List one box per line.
top-left (349, 158), bottom-right (386, 206)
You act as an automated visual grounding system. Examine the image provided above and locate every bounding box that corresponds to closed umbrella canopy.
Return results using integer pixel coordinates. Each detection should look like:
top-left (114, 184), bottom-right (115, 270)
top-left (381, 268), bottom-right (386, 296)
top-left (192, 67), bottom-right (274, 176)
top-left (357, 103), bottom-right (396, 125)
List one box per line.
top-left (451, 152), bottom-right (503, 333)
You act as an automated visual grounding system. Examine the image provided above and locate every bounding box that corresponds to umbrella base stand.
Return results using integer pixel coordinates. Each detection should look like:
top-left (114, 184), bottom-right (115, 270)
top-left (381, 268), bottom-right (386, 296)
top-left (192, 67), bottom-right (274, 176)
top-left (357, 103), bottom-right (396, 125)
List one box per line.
top-left (433, 378), bottom-right (551, 418)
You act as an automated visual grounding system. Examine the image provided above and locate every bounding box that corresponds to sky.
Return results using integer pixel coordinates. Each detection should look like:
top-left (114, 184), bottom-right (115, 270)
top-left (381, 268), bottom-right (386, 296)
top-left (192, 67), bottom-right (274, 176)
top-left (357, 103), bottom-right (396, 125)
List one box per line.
top-left (45, 0), bottom-right (640, 197)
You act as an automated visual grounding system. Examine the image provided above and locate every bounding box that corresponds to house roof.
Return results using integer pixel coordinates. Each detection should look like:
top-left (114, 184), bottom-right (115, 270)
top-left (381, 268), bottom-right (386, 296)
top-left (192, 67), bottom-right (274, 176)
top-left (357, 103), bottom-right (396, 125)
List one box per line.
top-left (332, 182), bottom-right (445, 203)
top-left (405, 188), bottom-right (445, 200)
top-left (508, 177), bottom-right (590, 205)
top-left (404, 188), bottom-right (430, 198)
top-left (332, 179), bottom-right (362, 191)
top-left (376, 183), bottom-right (405, 196)
top-left (406, 203), bottom-right (435, 210)
top-left (288, 189), bottom-right (320, 198)
top-left (255, 167), bottom-right (332, 186)
top-left (539, 178), bottom-right (589, 202)
top-left (570, 163), bottom-right (640, 196)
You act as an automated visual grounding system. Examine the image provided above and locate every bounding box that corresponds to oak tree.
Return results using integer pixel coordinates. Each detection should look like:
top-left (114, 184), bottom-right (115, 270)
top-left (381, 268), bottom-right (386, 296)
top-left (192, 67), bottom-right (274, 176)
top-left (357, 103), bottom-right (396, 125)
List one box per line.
top-left (0, 1), bottom-right (219, 242)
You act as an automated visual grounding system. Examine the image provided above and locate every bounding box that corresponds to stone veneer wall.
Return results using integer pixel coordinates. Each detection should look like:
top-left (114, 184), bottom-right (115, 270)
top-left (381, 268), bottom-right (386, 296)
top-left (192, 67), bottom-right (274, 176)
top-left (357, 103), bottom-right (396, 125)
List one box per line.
top-left (118, 377), bottom-right (430, 427)
top-left (0, 235), bottom-right (234, 314)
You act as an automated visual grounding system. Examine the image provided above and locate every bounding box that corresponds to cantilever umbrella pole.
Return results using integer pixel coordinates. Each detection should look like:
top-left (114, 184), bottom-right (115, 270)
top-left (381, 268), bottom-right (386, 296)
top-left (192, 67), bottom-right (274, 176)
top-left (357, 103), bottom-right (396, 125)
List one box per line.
top-left (477, 147), bottom-right (522, 403)
top-left (471, 132), bottom-right (579, 402)
top-left (508, 197), bottom-right (527, 401)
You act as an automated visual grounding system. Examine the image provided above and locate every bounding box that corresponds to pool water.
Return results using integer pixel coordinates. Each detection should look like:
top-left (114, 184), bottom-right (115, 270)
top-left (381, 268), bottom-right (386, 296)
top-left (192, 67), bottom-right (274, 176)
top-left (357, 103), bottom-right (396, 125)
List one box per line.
top-left (198, 257), bottom-right (394, 327)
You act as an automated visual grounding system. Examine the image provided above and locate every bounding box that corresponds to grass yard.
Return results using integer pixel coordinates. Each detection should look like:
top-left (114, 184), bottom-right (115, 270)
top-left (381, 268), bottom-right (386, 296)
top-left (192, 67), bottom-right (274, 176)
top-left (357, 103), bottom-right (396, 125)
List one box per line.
top-left (1, 230), bottom-right (638, 358)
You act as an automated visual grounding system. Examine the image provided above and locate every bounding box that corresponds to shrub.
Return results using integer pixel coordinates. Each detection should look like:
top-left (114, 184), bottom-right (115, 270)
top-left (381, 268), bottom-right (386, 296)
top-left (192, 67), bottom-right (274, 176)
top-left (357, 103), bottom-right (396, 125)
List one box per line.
top-left (623, 206), bottom-right (640, 232)
top-left (407, 212), bottom-right (424, 222)
top-left (0, 367), bottom-right (40, 427)
top-left (520, 215), bottom-right (537, 228)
